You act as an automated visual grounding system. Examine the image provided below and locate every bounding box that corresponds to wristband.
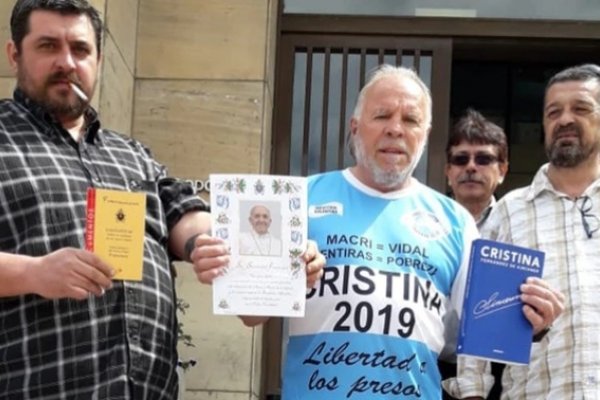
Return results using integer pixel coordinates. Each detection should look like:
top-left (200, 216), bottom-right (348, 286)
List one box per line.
top-left (184, 233), bottom-right (201, 262)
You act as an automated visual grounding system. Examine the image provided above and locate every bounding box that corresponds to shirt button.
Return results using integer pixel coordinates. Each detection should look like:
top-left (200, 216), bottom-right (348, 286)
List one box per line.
top-left (585, 376), bottom-right (598, 386)
top-left (129, 180), bottom-right (140, 190)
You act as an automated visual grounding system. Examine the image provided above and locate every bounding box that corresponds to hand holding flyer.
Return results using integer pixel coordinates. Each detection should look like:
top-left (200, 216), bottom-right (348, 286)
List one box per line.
top-left (210, 174), bottom-right (308, 317)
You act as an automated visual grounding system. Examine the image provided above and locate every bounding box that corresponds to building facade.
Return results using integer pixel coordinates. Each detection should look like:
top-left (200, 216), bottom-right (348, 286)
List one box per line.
top-left (0, 1), bottom-right (599, 399)
top-left (0, 0), bottom-right (277, 399)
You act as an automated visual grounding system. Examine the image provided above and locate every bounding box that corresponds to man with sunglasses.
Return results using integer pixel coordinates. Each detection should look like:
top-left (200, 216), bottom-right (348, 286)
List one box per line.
top-left (445, 109), bottom-right (508, 231)
top-left (446, 64), bottom-right (599, 399)
top-left (441, 109), bottom-right (509, 400)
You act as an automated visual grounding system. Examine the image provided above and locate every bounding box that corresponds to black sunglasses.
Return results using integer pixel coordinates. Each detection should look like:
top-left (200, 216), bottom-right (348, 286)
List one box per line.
top-left (448, 153), bottom-right (498, 167)
top-left (577, 196), bottom-right (599, 239)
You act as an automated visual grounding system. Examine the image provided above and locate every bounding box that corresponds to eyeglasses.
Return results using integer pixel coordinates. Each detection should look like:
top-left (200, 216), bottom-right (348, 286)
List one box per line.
top-left (448, 153), bottom-right (498, 166)
top-left (577, 196), bottom-right (599, 239)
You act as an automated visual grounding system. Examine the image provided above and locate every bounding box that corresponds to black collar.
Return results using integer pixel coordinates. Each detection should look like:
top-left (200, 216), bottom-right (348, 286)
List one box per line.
top-left (13, 88), bottom-right (102, 143)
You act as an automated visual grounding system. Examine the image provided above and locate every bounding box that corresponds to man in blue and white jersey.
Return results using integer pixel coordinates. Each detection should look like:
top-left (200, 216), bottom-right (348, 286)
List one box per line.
top-left (281, 65), bottom-right (478, 399)
top-left (284, 65), bottom-right (562, 400)
top-left (194, 65), bottom-right (562, 399)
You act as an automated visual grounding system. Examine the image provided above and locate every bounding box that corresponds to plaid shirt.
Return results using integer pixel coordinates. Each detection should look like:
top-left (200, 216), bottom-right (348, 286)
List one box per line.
top-left (445, 164), bottom-right (600, 399)
top-left (0, 90), bottom-right (207, 399)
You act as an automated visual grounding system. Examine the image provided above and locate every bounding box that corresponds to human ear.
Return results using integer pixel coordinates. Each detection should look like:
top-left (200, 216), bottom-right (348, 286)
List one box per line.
top-left (6, 40), bottom-right (19, 73)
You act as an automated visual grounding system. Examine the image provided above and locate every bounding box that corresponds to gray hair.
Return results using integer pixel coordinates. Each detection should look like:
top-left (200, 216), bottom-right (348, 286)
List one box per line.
top-left (348, 64), bottom-right (432, 158)
top-left (546, 64), bottom-right (600, 103)
top-left (352, 64), bottom-right (432, 129)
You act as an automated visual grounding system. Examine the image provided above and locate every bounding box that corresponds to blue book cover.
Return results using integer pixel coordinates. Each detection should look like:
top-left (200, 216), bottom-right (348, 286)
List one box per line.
top-left (457, 238), bottom-right (545, 365)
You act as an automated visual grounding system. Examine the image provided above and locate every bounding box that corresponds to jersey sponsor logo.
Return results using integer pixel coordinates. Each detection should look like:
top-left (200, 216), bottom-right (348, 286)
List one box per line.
top-left (402, 210), bottom-right (450, 240)
top-left (309, 202), bottom-right (344, 218)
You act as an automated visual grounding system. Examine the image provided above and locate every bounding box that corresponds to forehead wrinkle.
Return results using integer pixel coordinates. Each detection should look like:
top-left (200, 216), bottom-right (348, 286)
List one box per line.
top-left (26, 12), bottom-right (96, 47)
top-left (546, 81), bottom-right (600, 107)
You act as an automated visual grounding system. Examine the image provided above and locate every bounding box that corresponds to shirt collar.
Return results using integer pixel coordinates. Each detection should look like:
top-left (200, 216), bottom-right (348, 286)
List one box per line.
top-left (253, 232), bottom-right (271, 239)
top-left (525, 162), bottom-right (600, 201)
top-left (476, 196), bottom-right (496, 228)
top-left (14, 87), bottom-right (102, 143)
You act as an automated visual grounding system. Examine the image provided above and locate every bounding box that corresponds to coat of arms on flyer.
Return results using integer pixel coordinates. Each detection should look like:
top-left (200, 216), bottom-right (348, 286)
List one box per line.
top-left (210, 174), bottom-right (308, 317)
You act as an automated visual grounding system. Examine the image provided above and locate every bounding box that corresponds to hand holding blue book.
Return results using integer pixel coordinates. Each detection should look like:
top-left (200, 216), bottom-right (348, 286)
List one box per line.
top-left (457, 238), bottom-right (545, 365)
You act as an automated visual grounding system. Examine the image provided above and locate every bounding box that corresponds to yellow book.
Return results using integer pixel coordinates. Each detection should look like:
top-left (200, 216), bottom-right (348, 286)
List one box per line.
top-left (85, 188), bottom-right (146, 281)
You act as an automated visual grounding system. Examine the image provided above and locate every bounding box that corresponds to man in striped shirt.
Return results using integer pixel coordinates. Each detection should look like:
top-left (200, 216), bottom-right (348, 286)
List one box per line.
top-left (0, 0), bottom-right (215, 398)
top-left (447, 64), bottom-right (600, 398)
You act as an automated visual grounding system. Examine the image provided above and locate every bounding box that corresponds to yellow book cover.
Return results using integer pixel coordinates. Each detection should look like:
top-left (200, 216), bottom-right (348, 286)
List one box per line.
top-left (85, 188), bottom-right (146, 281)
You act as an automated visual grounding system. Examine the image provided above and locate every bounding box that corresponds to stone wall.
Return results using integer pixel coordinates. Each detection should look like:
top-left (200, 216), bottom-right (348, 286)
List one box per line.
top-left (0, 1), bottom-right (278, 398)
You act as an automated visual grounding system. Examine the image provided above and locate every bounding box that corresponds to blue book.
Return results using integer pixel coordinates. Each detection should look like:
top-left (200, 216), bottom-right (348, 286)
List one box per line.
top-left (457, 238), bottom-right (545, 365)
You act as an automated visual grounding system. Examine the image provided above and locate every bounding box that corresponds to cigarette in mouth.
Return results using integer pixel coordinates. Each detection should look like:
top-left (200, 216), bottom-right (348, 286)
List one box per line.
top-left (70, 82), bottom-right (89, 102)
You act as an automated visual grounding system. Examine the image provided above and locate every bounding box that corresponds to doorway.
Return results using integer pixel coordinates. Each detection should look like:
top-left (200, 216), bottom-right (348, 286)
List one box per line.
top-left (450, 38), bottom-right (600, 196)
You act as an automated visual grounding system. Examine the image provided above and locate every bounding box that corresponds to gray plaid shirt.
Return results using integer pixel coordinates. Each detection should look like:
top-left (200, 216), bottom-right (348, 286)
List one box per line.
top-left (0, 89), bottom-right (206, 399)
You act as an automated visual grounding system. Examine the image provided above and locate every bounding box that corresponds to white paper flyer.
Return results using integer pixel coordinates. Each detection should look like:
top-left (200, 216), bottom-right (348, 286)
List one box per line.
top-left (210, 174), bottom-right (307, 317)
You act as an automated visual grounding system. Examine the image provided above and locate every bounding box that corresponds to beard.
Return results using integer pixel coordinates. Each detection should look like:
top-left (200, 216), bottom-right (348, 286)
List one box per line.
top-left (546, 123), bottom-right (597, 167)
top-left (17, 65), bottom-right (89, 121)
top-left (353, 133), bottom-right (425, 189)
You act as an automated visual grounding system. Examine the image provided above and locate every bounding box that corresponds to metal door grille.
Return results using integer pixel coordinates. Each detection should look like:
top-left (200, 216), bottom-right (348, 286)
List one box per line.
top-left (273, 35), bottom-right (452, 191)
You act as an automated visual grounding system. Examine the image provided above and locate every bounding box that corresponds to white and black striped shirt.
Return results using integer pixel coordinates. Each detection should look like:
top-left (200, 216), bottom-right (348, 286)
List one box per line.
top-left (448, 163), bottom-right (600, 399)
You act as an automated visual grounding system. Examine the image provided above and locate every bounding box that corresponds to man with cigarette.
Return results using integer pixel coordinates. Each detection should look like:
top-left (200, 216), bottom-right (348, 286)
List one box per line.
top-left (0, 0), bottom-right (209, 398)
top-left (0, 0), bottom-right (323, 398)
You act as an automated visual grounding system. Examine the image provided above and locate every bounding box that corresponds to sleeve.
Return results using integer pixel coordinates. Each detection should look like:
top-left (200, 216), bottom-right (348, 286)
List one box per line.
top-left (159, 177), bottom-right (208, 231)
top-left (439, 212), bottom-right (479, 362)
top-left (449, 214), bottom-right (479, 322)
top-left (442, 356), bottom-right (494, 398)
top-left (132, 138), bottom-right (209, 232)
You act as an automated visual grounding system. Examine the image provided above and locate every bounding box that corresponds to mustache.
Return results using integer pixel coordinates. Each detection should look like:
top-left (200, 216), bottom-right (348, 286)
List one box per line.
top-left (457, 172), bottom-right (483, 184)
top-left (553, 122), bottom-right (581, 138)
top-left (46, 71), bottom-right (81, 86)
top-left (377, 140), bottom-right (409, 152)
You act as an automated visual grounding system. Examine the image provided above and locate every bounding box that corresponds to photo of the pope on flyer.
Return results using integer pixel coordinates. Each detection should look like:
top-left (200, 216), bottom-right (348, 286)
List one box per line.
top-left (238, 201), bottom-right (282, 257)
